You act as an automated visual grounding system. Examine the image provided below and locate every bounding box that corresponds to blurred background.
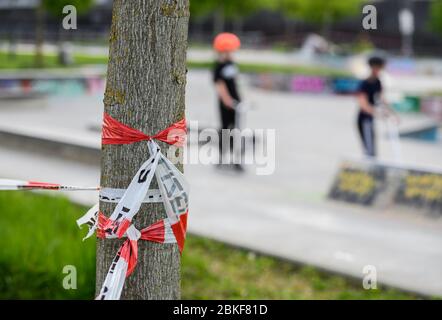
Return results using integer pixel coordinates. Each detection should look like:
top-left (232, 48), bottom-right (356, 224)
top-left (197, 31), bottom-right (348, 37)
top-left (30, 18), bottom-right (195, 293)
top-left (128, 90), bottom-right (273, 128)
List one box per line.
top-left (0, 0), bottom-right (441, 299)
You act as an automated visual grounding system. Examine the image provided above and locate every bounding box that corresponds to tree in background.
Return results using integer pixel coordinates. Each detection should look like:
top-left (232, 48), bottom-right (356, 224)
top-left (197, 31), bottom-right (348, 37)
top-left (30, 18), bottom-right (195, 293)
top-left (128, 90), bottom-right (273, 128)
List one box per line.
top-left (42, 0), bottom-right (94, 17)
top-left (277, 0), bottom-right (301, 43)
top-left (34, 1), bottom-right (45, 68)
top-left (429, 0), bottom-right (442, 36)
top-left (190, 0), bottom-right (363, 46)
top-left (34, 0), bottom-right (94, 67)
top-left (280, 0), bottom-right (364, 37)
top-left (190, 0), bottom-right (275, 35)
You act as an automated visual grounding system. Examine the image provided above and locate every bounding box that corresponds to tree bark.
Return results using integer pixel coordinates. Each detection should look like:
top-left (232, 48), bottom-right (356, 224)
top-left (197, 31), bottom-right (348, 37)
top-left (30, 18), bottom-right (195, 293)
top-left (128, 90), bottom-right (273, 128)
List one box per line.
top-left (213, 5), bottom-right (225, 35)
top-left (233, 18), bottom-right (243, 36)
top-left (35, 1), bottom-right (45, 68)
top-left (97, 0), bottom-right (189, 300)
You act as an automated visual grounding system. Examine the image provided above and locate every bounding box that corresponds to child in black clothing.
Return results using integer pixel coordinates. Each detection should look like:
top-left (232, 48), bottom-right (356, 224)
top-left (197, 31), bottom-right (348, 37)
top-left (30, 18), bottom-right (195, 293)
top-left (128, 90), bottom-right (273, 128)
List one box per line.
top-left (356, 56), bottom-right (399, 157)
top-left (213, 32), bottom-right (241, 130)
top-left (212, 33), bottom-right (243, 171)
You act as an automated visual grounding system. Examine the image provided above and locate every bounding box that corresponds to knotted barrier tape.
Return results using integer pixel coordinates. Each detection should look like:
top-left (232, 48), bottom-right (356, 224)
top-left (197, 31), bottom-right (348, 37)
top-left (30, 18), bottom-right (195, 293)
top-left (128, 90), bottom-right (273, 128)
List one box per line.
top-left (0, 113), bottom-right (189, 300)
top-left (77, 206), bottom-right (180, 300)
top-left (78, 113), bottom-right (189, 300)
top-left (102, 112), bottom-right (186, 146)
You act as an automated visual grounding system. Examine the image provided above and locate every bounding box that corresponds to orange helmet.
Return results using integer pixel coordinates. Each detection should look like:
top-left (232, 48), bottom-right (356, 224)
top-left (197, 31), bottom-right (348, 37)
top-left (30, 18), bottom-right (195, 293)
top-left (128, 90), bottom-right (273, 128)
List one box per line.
top-left (213, 33), bottom-right (241, 52)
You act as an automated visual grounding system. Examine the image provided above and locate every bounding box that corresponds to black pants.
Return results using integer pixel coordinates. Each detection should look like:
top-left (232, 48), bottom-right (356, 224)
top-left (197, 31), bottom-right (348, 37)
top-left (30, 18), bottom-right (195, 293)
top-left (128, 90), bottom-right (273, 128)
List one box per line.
top-left (219, 103), bottom-right (236, 130)
top-left (218, 103), bottom-right (236, 154)
top-left (357, 113), bottom-right (376, 157)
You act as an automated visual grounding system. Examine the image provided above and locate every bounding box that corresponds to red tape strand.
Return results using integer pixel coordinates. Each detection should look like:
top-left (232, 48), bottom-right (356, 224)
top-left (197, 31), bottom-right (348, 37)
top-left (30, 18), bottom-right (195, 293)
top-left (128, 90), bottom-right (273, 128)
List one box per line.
top-left (97, 211), bottom-right (186, 277)
top-left (102, 113), bottom-right (187, 147)
top-left (100, 113), bottom-right (188, 252)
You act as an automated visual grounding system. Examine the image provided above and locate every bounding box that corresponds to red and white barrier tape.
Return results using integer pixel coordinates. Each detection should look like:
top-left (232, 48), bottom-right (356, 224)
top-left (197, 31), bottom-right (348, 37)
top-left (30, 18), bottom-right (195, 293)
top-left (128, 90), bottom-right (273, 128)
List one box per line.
top-left (96, 219), bottom-right (141, 300)
top-left (102, 141), bottom-right (162, 238)
top-left (76, 207), bottom-right (179, 300)
top-left (0, 180), bottom-right (163, 203)
top-left (0, 113), bottom-right (189, 300)
top-left (88, 113), bottom-right (188, 300)
top-left (0, 179), bottom-right (99, 191)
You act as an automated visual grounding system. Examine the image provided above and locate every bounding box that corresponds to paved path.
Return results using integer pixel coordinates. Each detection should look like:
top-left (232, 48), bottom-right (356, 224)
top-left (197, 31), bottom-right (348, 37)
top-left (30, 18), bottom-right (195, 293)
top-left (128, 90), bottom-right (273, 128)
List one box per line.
top-left (0, 70), bottom-right (441, 297)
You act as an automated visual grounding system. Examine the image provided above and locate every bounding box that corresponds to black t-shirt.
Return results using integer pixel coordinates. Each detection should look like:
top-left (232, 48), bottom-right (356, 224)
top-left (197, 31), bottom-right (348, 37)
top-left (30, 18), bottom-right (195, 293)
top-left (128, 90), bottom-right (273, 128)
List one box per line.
top-left (213, 61), bottom-right (241, 105)
top-left (358, 78), bottom-right (382, 117)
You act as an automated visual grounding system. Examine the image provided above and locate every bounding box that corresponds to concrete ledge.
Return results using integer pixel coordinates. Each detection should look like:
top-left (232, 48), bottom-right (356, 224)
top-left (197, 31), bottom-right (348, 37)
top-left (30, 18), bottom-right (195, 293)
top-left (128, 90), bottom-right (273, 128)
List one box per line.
top-left (0, 128), bottom-right (100, 165)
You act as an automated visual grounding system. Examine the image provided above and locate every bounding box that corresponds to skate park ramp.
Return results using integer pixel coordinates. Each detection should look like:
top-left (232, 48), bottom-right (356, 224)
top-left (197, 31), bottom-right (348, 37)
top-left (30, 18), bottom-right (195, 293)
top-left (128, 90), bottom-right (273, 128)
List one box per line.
top-left (329, 158), bottom-right (442, 217)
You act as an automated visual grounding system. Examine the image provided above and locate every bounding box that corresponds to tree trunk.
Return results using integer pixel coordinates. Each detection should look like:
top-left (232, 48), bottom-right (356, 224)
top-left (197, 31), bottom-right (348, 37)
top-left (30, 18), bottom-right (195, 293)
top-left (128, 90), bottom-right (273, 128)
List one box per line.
top-left (284, 19), bottom-right (296, 47)
top-left (35, 1), bottom-right (45, 68)
top-left (233, 18), bottom-right (243, 36)
top-left (97, 0), bottom-right (189, 300)
top-left (320, 12), bottom-right (331, 40)
top-left (213, 5), bottom-right (225, 35)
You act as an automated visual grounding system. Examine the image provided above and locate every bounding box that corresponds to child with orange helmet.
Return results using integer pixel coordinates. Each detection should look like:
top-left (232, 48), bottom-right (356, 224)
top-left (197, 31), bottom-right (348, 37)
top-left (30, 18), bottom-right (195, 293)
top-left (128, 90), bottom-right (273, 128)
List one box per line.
top-left (213, 32), bottom-right (241, 129)
top-left (212, 32), bottom-right (243, 171)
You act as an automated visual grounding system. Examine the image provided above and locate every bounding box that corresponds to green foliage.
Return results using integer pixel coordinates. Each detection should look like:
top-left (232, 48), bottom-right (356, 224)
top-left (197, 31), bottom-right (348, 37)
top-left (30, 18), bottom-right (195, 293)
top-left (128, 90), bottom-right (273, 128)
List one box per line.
top-left (278, 0), bottom-right (301, 18)
top-left (0, 192), bottom-right (423, 299)
top-left (42, 0), bottom-right (94, 17)
top-left (0, 192), bottom-right (95, 299)
top-left (190, 0), bottom-right (275, 19)
top-left (181, 236), bottom-right (418, 299)
top-left (190, 0), bottom-right (365, 30)
top-left (279, 0), bottom-right (364, 25)
top-left (189, 0), bottom-right (216, 18)
top-left (223, 0), bottom-right (275, 18)
top-left (0, 51), bottom-right (108, 69)
top-left (187, 60), bottom-right (350, 77)
top-left (429, 0), bottom-right (442, 36)
top-left (0, 51), bottom-right (351, 76)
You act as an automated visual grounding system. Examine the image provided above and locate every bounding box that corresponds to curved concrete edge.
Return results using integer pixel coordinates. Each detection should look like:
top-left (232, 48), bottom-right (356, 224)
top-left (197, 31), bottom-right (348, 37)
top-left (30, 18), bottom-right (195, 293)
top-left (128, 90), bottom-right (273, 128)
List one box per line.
top-left (0, 129), bottom-right (100, 165)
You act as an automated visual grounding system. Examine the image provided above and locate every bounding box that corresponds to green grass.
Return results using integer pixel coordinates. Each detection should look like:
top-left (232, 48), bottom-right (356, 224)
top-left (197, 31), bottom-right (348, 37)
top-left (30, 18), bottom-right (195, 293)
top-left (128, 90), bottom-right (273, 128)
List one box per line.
top-left (0, 191), bottom-right (420, 300)
top-left (0, 51), bottom-right (350, 77)
top-left (0, 191), bottom-right (95, 299)
top-left (188, 60), bottom-right (350, 77)
top-left (182, 237), bottom-right (418, 300)
top-left (0, 52), bottom-right (107, 70)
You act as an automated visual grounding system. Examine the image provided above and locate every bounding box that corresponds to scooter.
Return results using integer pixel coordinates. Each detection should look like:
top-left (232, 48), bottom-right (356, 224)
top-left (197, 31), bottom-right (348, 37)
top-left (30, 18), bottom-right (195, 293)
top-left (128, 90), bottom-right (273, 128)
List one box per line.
top-left (217, 101), bottom-right (251, 173)
top-left (232, 102), bottom-right (251, 172)
top-left (383, 112), bottom-right (403, 164)
top-left (234, 101), bottom-right (248, 131)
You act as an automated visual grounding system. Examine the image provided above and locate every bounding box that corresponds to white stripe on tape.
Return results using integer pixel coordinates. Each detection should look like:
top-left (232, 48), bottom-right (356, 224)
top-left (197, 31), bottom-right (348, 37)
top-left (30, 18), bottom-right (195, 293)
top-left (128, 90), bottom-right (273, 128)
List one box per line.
top-left (76, 203), bottom-right (99, 241)
top-left (163, 219), bottom-right (178, 244)
top-left (106, 141), bottom-right (161, 231)
top-left (99, 188), bottom-right (163, 203)
top-left (96, 251), bottom-right (128, 300)
top-left (150, 141), bottom-right (189, 225)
